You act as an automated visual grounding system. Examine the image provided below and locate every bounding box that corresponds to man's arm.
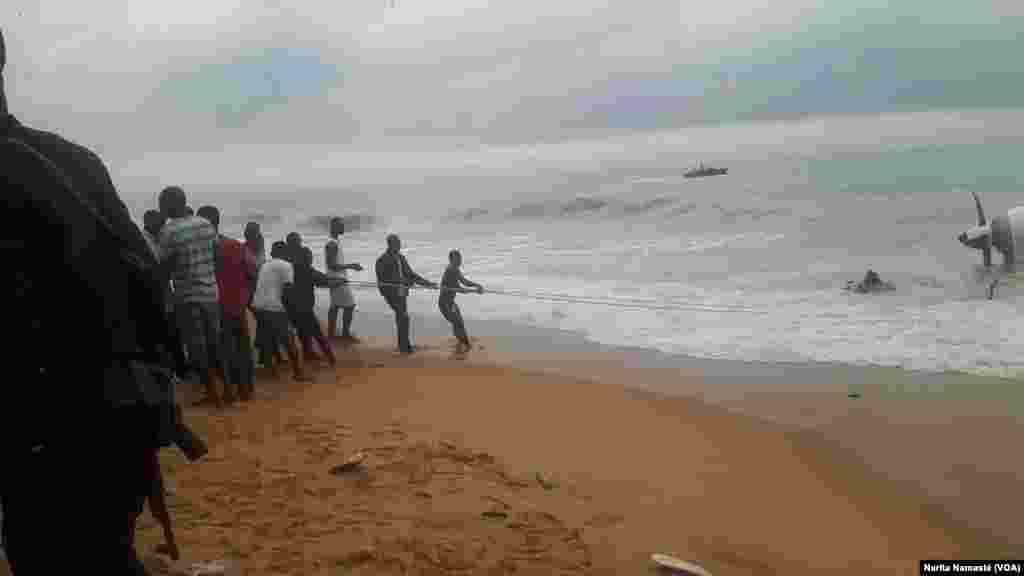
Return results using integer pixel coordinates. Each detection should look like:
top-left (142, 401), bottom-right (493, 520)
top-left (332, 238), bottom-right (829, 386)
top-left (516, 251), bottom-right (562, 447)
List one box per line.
top-left (311, 267), bottom-right (343, 289)
top-left (401, 256), bottom-right (436, 288)
top-left (457, 270), bottom-right (483, 291)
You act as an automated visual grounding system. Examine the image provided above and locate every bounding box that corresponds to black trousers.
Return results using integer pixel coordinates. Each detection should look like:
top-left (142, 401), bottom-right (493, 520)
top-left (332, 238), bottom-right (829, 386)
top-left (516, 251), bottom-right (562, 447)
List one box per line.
top-left (220, 312), bottom-right (254, 390)
top-left (383, 292), bottom-right (412, 352)
top-left (439, 300), bottom-right (469, 345)
top-left (1, 406), bottom-right (154, 575)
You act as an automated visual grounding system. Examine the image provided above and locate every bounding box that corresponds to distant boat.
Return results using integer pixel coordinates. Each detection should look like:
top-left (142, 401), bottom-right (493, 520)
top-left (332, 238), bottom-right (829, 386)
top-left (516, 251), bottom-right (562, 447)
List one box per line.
top-left (684, 164), bottom-right (728, 178)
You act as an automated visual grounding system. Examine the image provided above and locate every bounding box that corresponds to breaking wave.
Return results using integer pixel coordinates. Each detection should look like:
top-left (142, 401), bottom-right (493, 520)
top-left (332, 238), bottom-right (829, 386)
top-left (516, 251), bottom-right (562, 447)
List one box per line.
top-left (301, 212), bottom-right (377, 233)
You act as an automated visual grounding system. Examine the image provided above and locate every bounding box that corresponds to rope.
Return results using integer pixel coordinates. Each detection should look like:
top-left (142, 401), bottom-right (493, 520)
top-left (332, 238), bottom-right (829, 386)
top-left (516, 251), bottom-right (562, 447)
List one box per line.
top-left (338, 279), bottom-right (889, 319)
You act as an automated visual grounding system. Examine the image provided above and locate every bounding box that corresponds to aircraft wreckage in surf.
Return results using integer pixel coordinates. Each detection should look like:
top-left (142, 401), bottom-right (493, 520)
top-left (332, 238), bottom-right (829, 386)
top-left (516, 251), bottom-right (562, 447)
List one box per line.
top-left (957, 191), bottom-right (1024, 299)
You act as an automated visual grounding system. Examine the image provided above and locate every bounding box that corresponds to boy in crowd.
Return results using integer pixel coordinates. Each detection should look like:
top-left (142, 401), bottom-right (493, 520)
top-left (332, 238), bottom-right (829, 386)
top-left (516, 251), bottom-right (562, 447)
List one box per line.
top-left (252, 241), bottom-right (311, 382)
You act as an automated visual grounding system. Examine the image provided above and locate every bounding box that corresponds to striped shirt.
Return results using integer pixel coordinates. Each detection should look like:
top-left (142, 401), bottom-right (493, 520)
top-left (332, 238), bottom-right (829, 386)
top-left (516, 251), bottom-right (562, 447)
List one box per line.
top-left (158, 215), bottom-right (219, 303)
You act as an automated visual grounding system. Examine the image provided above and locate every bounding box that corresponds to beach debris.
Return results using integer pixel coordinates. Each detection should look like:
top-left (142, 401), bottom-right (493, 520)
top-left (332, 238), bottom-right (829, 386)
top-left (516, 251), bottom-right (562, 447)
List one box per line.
top-left (848, 392), bottom-right (862, 399)
top-left (535, 471), bottom-right (559, 491)
top-left (651, 553), bottom-right (713, 576)
top-left (330, 451), bottom-right (367, 476)
top-left (183, 559), bottom-right (241, 576)
top-left (144, 556), bottom-right (241, 576)
top-left (480, 510), bottom-right (509, 524)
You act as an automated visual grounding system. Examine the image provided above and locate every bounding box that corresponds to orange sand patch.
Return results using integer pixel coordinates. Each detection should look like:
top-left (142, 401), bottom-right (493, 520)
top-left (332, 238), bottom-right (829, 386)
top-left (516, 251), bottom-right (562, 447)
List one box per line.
top-left (121, 343), bottom-right (998, 576)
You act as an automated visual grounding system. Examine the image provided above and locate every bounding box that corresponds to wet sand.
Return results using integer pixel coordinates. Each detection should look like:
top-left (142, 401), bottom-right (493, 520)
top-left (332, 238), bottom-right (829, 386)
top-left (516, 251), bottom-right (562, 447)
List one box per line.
top-left (123, 335), bottom-right (1009, 575)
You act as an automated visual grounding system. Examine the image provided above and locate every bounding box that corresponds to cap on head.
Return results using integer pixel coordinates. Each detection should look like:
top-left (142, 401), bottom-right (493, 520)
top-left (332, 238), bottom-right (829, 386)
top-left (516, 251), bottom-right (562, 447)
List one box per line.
top-left (286, 232), bottom-right (302, 247)
top-left (270, 241), bottom-right (287, 258)
top-left (386, 234), bottom-right (400, 251)
top-left (196, 205), bottom-right (220, 228)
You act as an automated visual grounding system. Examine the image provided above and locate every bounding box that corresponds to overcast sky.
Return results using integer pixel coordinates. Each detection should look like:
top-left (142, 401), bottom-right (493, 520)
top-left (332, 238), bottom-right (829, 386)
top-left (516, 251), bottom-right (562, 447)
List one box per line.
top-left (2, 1), bottom-right (1021, 194)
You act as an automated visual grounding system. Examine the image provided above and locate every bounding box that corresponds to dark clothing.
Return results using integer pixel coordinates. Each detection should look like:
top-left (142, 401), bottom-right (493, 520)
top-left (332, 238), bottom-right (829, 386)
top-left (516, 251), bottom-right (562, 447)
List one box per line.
top-left (220, 312), bottom-right (254, 391)
top-left (375, 250), bottom-right (432, 300)
top-left (376, 250), bottom-right (431, 353)
top-left (256, 310), bottom-right (292, 352)
top-left (2, 114), bottom-right (181, 575)
top-left (174, 301), bottom-right (222, 375)
top-left (291, 259), bottom-right (332, 320)
top-left (2, 114), bottom-right (177, 417)
top-left (439, 266), bottom-right (466, 307)
top-left (2, 406), bottom-right (156, 576)
top-left (439, 266), bottom-right (477, 346)
top-left (384, 292), bottom-right (413, 353)
top-left (440, 300), bottom-right (469, 346)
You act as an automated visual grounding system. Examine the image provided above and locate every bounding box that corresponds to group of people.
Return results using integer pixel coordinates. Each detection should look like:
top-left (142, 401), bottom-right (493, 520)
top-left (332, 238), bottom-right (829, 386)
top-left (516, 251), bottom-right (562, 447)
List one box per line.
top-left (142, 189), bottom-right (488, 408)
top-left (374, 234), bottom-right (485, 355)
top-left (140, 189), bottom-right (370, 408)
top-left (1, 26), bottom-right (484, 574)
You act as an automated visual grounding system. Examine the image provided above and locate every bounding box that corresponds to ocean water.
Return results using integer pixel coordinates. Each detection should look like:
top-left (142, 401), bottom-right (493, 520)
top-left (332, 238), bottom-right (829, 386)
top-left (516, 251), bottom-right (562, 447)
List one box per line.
top-left (135, 110), bottom-right (1024, 378)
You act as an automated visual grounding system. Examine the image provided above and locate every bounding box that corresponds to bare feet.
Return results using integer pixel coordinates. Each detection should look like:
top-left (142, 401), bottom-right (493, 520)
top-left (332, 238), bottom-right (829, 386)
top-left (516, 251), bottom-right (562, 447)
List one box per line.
top-left (294, 372), bottom-right (313, 382)
top-left (155, 541), bottom-right (180, 561)
top-left (190, 395), bottom-right (223, 410)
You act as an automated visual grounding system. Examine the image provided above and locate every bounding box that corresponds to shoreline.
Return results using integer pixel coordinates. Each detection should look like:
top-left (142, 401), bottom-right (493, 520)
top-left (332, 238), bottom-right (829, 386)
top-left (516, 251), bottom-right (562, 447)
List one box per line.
top-left (331, 301), bottom-right (1023, 552)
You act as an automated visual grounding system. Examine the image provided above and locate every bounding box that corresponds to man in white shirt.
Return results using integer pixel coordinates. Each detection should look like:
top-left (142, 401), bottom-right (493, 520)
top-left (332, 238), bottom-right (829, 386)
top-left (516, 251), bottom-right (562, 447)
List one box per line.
top-left (252, 241), bottom-right (311, 382)
top-left (325, 217), bottom-right (363, 342)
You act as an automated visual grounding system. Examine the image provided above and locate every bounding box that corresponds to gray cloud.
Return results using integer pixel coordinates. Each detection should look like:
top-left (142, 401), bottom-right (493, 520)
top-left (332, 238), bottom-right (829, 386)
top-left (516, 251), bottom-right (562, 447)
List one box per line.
top-left (1, 0), bottom-right (1020, 197)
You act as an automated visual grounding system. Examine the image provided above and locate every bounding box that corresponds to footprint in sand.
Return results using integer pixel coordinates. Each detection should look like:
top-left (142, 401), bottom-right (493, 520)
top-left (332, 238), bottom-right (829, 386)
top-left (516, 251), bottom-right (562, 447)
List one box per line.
top-left (583, 512), bottom-right (625, 529)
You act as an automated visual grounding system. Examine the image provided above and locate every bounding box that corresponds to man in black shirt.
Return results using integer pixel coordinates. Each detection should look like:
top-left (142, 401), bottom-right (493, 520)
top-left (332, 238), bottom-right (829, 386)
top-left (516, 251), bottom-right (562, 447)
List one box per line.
top-left (375, 234), bottom-right (437, 354)
top-left (1, 28), bottom-right (182, 575)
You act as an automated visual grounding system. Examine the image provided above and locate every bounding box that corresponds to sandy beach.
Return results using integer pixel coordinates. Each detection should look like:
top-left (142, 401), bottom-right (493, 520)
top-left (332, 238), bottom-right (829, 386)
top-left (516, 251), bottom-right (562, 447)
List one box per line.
top-left (104, 318), bottom-right (1011, 576)
top-left (0, 312), bottom-right (1017, 576)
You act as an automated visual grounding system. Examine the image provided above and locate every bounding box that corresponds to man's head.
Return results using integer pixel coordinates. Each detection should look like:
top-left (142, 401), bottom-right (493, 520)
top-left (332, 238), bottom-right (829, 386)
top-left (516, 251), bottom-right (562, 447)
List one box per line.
top-left (329, 216), bottom-right (345, 237)
top-left (185, 206), bottom-right (194, 217)
top-left (449, 249), bottom-right (462, 267)
top-left (143, 210), bottom-right (165, 237)
top-left (158, 186), bottom-right (188, 219)
top-left (244, 222), bottom-right (261, 243)
top-left (270, 241), bottom-right (288, 259)
top-left (196, 205), bottom-right (220, 230)
top-left (286, 232), bottom-right (302, 249)
top-left (386, 234), bottom-right (401, 253)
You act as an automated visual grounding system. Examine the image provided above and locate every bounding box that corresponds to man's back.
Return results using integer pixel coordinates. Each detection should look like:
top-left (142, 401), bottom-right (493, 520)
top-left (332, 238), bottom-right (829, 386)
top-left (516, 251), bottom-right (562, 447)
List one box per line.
top-left (216, 236), bottom-right (249, 317)
top-left (253, 258), bottom-right (293, 312)
top-left (160, 215), bottom-right (219, 304)
top-left (376, 250), bottom-right (405, 297)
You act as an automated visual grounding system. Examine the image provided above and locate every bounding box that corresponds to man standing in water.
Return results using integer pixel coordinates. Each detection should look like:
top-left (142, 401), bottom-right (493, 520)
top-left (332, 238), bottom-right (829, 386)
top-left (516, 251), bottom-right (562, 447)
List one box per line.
top-left (326, 217), bottom-right (363, 342)
top-left (376, 234), bottom-right (437, 354)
